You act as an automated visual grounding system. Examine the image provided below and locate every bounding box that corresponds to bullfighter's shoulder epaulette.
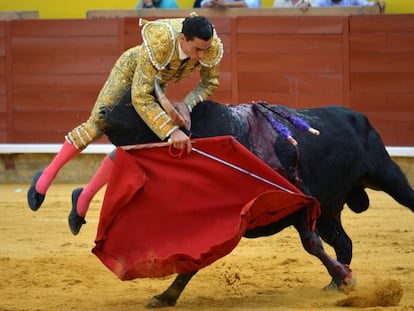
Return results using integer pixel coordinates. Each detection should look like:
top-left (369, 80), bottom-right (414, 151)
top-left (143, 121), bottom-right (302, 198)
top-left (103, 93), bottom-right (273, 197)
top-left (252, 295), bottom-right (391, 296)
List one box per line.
top-left (139, 18), bottom-right (184, 70)
top-left (199, 32), bottom-right (223, 68)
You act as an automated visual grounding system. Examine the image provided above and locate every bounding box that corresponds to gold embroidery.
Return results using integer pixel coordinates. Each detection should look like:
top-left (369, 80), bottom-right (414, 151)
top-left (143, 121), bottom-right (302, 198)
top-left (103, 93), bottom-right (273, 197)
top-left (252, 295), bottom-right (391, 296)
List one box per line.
top-left (200, 35), bottom-right (224, 68)
top-left (67, 16), bottom-right (224, 146)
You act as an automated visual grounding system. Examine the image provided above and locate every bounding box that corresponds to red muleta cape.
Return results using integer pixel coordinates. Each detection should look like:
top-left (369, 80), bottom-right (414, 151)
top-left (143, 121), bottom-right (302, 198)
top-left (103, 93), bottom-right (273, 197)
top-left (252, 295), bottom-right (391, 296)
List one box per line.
top-left (92, 136), bottom-right (320, 280)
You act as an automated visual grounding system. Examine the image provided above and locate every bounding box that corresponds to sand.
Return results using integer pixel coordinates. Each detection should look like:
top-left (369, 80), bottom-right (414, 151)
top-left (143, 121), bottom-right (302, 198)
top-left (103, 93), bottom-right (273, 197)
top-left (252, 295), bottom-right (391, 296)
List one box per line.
top-left (1, 184), bottom-right (413, 311)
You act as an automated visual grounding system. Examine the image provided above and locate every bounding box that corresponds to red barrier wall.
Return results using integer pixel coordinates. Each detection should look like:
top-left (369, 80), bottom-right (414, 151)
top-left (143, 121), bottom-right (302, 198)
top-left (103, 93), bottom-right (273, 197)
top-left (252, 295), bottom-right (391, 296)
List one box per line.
top-left (0, 22), bottom-right (9, 143)
top-left (349, 15), bottom-right (414, 145)
top-left (1, 14), bottom-right (413, 146)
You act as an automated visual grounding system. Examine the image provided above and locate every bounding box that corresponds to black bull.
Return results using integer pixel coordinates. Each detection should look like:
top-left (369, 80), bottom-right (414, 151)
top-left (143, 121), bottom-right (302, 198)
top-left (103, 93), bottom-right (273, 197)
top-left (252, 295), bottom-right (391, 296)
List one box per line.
top-left (100, 92), bottom-right (414, 308)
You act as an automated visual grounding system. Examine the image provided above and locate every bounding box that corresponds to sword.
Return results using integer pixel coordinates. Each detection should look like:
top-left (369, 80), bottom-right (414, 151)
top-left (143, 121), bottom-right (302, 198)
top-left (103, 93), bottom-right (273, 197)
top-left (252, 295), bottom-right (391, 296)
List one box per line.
top-left (191, 147), bottom-right (295, 194)
top-left (122, 142), bottom-right (295, 194)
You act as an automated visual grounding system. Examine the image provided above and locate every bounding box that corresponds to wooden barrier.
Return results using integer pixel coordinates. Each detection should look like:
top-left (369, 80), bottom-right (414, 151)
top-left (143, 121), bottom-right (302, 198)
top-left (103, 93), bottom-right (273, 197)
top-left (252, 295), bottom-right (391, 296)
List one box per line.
top-left (349, 14), bottom-right (414, 145)
top-left (1, 13), bottom-right (413, 147)
top-left (0, 21), bottom-right (9, 143)
top-left (234, 15), bottom-right (349, 107)
top-left (1, 19), bottom-right (124, 144)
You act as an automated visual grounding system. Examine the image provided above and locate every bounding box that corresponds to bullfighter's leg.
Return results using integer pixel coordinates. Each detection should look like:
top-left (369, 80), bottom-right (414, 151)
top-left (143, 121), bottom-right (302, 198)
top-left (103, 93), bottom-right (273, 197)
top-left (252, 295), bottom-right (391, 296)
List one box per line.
top-left (27, 48), bottom-right (136, 212)
top-left (146, 271), bottom-right (197, 308)
top-left (68, 148), bottom-right (117, 235)
top-left (27, 115), bottom-right (104, 212)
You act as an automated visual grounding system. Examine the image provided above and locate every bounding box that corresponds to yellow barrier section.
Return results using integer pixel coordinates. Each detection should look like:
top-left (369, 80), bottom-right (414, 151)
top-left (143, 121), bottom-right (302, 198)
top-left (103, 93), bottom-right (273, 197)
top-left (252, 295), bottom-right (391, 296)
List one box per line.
top-left (0, 0), bottom-right (136, 19)
top-left (0, 0), bottom-right (413, 18)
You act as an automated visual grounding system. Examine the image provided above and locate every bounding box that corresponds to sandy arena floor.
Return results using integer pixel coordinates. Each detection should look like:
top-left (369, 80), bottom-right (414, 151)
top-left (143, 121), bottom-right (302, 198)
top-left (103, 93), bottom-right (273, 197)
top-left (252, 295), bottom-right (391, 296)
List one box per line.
top-left (1, 184), bottom-right (413, 311)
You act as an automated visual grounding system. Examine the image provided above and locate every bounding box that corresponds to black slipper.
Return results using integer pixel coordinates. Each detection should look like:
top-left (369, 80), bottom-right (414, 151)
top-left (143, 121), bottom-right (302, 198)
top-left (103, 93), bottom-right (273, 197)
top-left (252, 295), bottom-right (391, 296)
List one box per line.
top-left (27, 170), bottom-right (45, 211)
top-left (68, 187), bottom-right (86, 235)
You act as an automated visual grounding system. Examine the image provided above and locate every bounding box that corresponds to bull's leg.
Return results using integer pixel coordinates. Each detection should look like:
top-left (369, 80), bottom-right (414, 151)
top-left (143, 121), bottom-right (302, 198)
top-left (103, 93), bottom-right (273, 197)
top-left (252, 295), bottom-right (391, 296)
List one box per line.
top-left (315, 210), bottom-right (353, 289)
top-left (361, 126), bottom-right (414, 211)
top-left (146, 271), bottom-right (197, 308)
top-left (316, 210), bottom-right (352, 265)
top-left (294, 216), bottom-right (353, 290)
top-left (368, 159), bottom-right (414, 212)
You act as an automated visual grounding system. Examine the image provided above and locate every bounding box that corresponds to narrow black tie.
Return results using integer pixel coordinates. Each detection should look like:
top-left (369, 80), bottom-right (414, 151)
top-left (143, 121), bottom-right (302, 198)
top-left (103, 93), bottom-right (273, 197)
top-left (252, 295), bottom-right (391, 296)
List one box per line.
top-left (179, 57), bottom-right (190, 69)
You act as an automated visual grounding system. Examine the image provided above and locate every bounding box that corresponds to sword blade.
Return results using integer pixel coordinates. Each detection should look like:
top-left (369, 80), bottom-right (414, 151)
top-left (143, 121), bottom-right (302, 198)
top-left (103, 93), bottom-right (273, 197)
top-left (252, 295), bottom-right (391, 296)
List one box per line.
top-left (192, 147), bottom-right (295, 194)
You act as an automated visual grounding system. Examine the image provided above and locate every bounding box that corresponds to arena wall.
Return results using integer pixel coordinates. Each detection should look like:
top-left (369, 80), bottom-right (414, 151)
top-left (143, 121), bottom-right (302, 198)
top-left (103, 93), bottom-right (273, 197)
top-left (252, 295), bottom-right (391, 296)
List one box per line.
top-left (0, 11), bottom-right (413, 184)
top-left (1, 13), bottom-right (413, 145)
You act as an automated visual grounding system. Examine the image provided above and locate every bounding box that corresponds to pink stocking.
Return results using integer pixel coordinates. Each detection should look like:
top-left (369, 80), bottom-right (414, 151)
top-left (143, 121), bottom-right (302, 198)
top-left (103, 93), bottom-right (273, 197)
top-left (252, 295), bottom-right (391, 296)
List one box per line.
top-left (76, 154), bottom-right (114, 217)
top-left (36, 141), bottom-right (80, 194)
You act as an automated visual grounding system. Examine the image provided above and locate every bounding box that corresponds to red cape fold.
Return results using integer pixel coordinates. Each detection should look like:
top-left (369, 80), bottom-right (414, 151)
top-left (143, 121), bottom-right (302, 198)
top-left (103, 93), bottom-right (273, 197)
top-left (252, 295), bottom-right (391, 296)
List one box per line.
top-left (92, 136), bottom-right (320, 280)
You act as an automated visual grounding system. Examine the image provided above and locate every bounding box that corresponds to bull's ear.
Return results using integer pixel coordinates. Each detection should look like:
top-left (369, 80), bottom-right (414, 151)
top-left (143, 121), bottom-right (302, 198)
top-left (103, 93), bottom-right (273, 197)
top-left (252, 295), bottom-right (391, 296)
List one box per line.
top-left (154, 76), bottom-right (185, 127)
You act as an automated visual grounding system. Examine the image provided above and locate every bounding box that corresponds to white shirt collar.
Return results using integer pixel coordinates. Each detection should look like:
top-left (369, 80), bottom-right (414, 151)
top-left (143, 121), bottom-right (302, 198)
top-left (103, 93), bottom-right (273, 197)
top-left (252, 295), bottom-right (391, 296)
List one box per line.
top-left (178, 41), bottom-right (189, 60)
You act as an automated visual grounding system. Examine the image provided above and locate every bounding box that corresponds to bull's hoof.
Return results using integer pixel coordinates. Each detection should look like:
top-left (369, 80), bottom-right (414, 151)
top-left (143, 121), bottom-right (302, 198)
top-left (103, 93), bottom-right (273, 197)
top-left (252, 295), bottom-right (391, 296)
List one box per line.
top-left (339, 274), bottom-right (356, 294)
top-left (323, 272), bottom-right (356, 293)
top-left (323, 280), bottom-right (339, 291)
top-left (145, 296), bottom-right (177, 309)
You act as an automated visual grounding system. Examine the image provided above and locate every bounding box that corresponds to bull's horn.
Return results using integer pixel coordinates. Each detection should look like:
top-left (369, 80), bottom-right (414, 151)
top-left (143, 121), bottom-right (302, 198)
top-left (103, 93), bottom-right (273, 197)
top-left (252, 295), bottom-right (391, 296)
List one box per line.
top-left (154, 76), bottom-right (186, 127)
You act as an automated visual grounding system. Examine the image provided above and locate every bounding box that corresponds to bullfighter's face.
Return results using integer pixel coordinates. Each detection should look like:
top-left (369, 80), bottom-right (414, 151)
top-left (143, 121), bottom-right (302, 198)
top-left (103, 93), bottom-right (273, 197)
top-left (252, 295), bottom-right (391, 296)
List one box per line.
top-left (180, 34), bottom-right (212, 61)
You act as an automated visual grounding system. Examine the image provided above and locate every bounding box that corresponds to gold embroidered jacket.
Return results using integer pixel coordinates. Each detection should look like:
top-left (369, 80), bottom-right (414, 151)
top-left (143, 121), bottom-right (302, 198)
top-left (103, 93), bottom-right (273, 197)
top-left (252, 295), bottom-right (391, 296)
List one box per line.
top-left (131, 17), bottom-right (223, 140)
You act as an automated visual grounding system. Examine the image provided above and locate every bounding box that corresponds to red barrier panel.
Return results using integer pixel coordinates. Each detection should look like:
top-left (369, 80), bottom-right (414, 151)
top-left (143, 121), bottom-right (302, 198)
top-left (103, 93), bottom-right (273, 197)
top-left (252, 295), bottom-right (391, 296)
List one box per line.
top-left (1, 14), bottom-right (413, 145)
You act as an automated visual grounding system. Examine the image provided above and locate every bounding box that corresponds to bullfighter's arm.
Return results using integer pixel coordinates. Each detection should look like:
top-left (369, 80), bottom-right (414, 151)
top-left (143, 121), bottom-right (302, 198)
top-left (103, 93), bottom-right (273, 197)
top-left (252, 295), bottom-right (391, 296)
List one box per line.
top-left (182, 64), bottom-right (220, 112)
top-left (131, 50), bottom-right (178, 140)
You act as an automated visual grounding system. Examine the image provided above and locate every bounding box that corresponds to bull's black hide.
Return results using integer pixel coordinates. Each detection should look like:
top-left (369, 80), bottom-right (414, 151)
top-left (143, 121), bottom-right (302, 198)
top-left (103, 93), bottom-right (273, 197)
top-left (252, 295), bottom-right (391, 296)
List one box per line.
top-left (101, 93), bottom-right (414, 308)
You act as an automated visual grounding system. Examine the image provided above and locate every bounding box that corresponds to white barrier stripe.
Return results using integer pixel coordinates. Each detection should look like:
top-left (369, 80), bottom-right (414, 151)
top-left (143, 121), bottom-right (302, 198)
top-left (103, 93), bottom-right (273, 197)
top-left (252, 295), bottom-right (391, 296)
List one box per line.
top-left (35, 218), bottom-right (98, 223)
top-left (0, 144), bottom-right (114, 154)
top-left (0, 144), bottom-right (413, 157)
top-left (386, 147), bottom-right (414, 157)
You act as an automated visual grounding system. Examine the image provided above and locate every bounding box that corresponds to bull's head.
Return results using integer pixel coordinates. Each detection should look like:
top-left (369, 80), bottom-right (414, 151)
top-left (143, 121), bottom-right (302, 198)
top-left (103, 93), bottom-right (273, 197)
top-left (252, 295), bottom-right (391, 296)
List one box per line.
top-left (154, 76), bottom-right (186, 128)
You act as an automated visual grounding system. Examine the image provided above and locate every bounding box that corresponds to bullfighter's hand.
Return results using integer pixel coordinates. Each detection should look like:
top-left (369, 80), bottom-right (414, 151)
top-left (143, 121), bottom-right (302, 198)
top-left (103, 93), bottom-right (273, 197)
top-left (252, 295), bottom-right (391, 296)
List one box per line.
top-left (174, 102), bottom-right (191, 131)
top-left (168, 128), bottom-right (192, 154)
